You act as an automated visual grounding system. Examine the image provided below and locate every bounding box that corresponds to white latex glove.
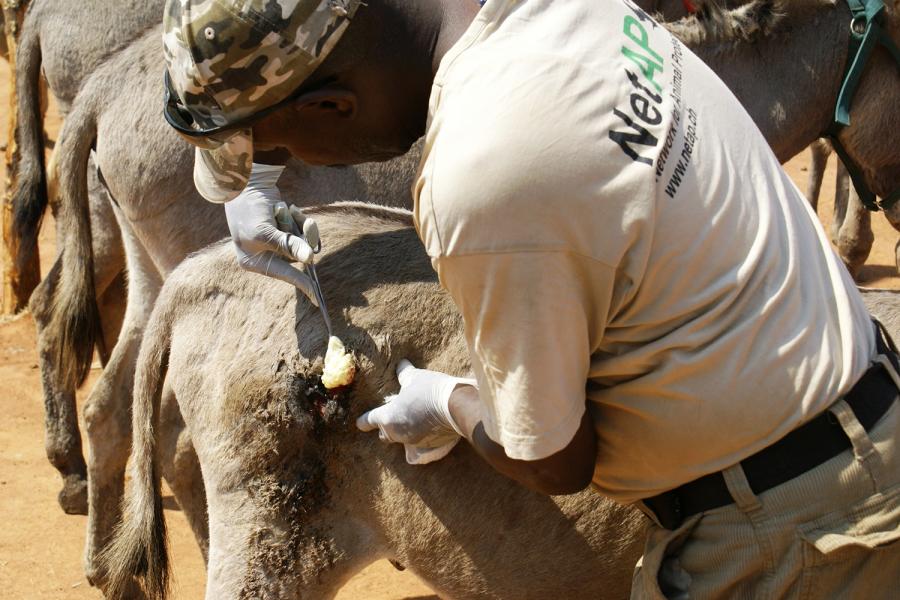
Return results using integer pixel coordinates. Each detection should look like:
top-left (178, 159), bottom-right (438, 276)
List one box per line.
top-left (224, 162), bottom-right (318, 305)
top-left (356, 360), bottom-right (478, 465)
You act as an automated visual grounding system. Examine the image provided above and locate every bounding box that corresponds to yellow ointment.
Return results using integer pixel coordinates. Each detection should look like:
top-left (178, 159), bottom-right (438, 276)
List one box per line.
top-left (321, 336), bottom-right (356, 389)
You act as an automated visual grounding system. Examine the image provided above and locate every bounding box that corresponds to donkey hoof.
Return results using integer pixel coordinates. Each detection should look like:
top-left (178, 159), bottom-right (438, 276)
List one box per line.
top-left (84, 555), bottom-right (109, 590)
top-left (84, 567), bottom-right (106, 591)
top-left (86, 571), bottom-right (144, 599)
top-left (58, 476), bottom-right (88, 515)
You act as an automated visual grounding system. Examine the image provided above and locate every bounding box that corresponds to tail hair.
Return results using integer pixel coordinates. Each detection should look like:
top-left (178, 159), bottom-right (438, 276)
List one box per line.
top-left (9, 20), bottom-right (49, 278)
top-left (45, 86), bottom-right (102, 389)
top-left (100, 315), bottom-right (171, 599)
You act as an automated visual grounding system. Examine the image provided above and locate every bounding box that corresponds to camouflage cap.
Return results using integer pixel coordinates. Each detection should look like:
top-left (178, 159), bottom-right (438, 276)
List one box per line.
top-left (163, 0), bottom-right (362, 203)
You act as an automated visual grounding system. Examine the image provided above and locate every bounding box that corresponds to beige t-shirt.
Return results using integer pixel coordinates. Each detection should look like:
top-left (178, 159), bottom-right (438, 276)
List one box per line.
top-left (413, 0), bottom-right (876, 503)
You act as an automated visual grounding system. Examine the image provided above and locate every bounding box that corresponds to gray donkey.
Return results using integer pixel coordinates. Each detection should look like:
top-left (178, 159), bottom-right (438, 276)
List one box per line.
top-left (667, 0), bottom-right (899, 194)
top-left (667, 0), bottom-right (900, 270)
top-left (9, 0), bottom-right (166, 514)
top-left (102, 204), bottom-right (900, 599)
top-left (103, 204), bottom-right (648, 600)
top-left (10, 0), bottom-right (164, 282)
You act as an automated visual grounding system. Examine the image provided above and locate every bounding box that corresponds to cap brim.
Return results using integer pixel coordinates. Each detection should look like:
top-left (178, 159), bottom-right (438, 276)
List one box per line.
top-left (193, 129), bottom-right (254, 203)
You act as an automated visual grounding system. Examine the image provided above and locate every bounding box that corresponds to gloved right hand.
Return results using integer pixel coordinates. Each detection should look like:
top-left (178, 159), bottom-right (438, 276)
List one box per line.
top-left (356, 360), bottom-right (479, 465)
top-left (224, 162), bottom-right (318, 305)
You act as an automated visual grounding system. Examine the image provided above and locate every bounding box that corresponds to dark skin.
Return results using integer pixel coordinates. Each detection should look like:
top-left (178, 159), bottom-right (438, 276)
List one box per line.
top-left (251, 0), bottom-right (597, 496)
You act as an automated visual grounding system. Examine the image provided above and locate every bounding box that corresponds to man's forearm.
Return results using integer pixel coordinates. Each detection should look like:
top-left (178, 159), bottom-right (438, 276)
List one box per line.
top-left (448, 385), bottom-right (596, 495)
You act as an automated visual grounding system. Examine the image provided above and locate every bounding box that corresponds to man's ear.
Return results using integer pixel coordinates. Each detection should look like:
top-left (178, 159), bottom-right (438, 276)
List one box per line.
top-left (292, 87), bottom-right (358, 119)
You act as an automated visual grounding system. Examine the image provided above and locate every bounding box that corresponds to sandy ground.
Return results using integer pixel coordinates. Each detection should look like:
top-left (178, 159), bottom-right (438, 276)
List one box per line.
top-left (0, 57), bottom-right (898, 600)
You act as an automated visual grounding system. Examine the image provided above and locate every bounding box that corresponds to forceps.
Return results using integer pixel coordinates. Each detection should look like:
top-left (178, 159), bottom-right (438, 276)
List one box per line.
top-left (275, 204), bottom-right (333, 337)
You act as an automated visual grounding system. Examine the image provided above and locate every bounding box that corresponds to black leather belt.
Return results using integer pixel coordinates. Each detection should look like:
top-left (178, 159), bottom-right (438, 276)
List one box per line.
top-left (644, 327), bottom-right (899, 530)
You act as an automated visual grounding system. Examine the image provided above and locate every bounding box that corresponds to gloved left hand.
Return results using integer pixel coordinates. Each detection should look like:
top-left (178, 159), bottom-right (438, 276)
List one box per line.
top-left (224, 162), bottom-right (318, 304)
top-left (356, 360), bottom-right (478, 464)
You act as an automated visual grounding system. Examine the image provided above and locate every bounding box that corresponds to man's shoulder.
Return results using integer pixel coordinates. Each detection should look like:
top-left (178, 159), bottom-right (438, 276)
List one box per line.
top-left (426, 51), bottom-right (606, 207)
top-left (416, 85), bottom-right (653, 263)
top-left (415, 2), bottom-right (660, 260)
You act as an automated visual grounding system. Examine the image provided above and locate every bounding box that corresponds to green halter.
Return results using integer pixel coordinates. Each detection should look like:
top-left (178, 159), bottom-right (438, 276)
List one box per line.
top-left (826, 0), bottom-right (900, 211)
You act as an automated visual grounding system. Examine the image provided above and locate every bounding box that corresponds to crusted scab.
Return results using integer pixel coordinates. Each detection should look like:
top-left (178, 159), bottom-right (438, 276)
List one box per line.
top-left (304, 378), bottom-right (349, 424)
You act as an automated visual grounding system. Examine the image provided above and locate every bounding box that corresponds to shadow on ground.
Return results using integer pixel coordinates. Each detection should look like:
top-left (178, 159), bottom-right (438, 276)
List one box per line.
top-left (858, 264), bottom-right (899, 285)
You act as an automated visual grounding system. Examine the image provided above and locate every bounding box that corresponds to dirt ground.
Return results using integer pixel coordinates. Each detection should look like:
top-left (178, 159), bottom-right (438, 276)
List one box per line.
top-left (1, 60), bottom-right (898, 600)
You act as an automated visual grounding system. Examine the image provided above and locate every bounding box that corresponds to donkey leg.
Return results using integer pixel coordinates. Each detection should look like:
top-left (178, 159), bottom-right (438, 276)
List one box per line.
top-left (82, 217), bottom-right (161, 589)
top-left (29, 172), bottom-right (125, 515)
top-left (834, 166), bottom-right (873, 280)
top-left (159, 386), bottom-right (210, 563)
top-left (831, 158), bottom-right (850, 246)
top-left (81, 314), bottom-right (146, 588)
top-left (203, 484), bottom-right (371, 600)
top-left (879, 199), bottom-right (900, 275)
top-left (30, 260), bottom-right (89, 515)
top-left (96, 270), bottom-right (127, 367)
top-left (893, 238), bottom-right (900, 277)
top-left (806, 139), bottom-right (830, 213)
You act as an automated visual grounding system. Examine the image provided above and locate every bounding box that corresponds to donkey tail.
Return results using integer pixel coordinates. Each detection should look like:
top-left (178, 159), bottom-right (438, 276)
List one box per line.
top-left (9, 15), bottom-right (48, 284)
top-left (100, 299), bottom-right (172, 600)
top-left (44, 78), bottom-right (101, 390)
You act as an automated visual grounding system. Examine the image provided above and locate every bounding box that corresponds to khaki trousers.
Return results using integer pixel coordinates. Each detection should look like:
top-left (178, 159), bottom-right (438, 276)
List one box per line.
top-left (631, 391), bottom-right (900, 599)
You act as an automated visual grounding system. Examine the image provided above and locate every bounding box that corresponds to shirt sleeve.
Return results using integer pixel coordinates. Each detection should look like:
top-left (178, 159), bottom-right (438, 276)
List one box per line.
top-left (434, 250), bottom-right (616, 461)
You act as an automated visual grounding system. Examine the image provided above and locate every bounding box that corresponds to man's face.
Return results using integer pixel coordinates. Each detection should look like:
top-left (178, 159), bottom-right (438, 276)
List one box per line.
top-left (251, 69), bottom-right (429, 166)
